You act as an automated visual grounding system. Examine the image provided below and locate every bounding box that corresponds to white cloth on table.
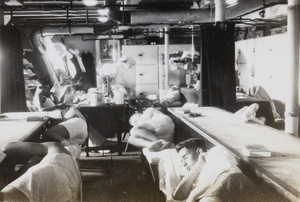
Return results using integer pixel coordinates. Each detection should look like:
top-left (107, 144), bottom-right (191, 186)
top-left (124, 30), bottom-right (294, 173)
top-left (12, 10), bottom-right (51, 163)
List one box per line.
top-left (248, 85), bottom-right (280, 119)
top-left (233, 103), bottom-right (265, 124)
top-left (5, 153), bottom-right (81, 202)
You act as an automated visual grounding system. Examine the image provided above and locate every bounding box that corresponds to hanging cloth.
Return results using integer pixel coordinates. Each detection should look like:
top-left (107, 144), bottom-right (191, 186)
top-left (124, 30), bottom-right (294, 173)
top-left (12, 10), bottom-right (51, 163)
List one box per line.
top-left (201, 23), bottom-right (236, 111)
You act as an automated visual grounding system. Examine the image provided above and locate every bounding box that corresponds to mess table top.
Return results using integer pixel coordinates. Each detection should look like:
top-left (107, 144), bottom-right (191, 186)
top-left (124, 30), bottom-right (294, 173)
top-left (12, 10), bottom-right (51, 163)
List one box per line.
top-left (168, 106), bottom-right (300, 201)
top-left (0, 112), bottom-right (50, 163)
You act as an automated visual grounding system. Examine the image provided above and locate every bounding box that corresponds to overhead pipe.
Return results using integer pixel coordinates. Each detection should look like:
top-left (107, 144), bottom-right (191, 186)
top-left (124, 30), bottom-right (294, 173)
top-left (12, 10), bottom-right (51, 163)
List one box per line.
top-left (5, 9), bottom-right (99, 16)
top-left (5, 1), bottom-right (131, 24)
top-left (131, 9), bottom-right (214, 24)
top-left (285, 0), bottom-right (300, 136)
top-left (21, 1), bottom-right (108, 8)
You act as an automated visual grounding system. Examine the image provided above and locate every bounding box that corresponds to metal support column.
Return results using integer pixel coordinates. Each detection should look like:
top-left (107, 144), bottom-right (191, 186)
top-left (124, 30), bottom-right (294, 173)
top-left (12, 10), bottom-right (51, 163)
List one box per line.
top-left (285, 0), bottom-right (300, 136)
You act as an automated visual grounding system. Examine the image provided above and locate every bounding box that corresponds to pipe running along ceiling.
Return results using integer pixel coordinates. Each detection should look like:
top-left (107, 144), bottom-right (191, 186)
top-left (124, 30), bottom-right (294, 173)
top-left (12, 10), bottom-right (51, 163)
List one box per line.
top-left (2, 0), bottom-right (287, 34)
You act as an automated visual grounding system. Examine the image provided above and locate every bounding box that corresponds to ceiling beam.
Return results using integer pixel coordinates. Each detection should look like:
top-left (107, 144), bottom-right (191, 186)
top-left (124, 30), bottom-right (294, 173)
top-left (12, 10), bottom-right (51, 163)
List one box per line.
top-left (226, 0), bottom-right (287, 19)
top-left (131, 0), bottom-right (287, 24)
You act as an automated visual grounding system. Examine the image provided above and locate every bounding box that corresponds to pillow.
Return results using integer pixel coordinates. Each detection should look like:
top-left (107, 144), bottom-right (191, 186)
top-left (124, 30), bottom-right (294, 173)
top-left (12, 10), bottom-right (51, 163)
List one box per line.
top-left (129, 113), bottom-right (142, 126)
top-left (161, 87), bottom-right (181, 105)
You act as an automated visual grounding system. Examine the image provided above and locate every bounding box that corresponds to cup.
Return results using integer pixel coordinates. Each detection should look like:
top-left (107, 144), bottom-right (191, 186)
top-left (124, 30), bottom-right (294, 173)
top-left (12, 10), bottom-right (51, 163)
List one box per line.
top-left (113, 90), bottom-right (124, 104)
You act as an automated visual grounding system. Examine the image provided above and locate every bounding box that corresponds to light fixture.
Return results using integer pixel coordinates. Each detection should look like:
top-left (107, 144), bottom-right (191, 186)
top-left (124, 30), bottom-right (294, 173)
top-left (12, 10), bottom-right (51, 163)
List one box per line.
top-left (97, 63), bottom-right (118, 97)
top-left (98, 16), bottom-right (109, 23)
top-left (83, 0), bottom-right (97, 6)
top-left (5, 0), bottom-right (23, 6)
top-left (97, 8), bottom-right (109, 16)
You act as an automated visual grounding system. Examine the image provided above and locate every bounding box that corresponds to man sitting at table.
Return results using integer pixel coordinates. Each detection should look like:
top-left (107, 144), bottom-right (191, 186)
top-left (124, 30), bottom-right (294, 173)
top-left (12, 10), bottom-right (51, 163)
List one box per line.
top-left (128, 107), bottom-right (175, 150)
top-left (0, 141), bottom-right (81, 202)
top-left (33, 78), bottom-right (88, 157)
top-left (163, 138), bottom-right (257, 202)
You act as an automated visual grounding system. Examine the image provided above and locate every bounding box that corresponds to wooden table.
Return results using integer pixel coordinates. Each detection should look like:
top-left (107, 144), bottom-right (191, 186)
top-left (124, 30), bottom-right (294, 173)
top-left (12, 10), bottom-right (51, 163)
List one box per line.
top-left (0, 112), bottom-right (50, 163)
top-left (167, 107), bottom-right (300, 202)
top-left (0, 112), bottom-right (50, 189)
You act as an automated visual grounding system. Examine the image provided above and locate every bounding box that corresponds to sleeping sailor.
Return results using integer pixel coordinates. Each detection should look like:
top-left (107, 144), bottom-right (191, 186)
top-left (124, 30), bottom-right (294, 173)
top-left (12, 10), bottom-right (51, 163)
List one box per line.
top-left (0, 142), bottom-right (81, 202)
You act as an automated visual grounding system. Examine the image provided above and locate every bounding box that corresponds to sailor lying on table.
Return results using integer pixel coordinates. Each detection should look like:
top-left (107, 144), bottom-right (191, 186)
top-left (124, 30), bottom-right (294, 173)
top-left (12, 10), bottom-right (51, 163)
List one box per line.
top-left (0, 142), bottom-right (81, 202)
top-left (159, 138), bottom-right (259, 202)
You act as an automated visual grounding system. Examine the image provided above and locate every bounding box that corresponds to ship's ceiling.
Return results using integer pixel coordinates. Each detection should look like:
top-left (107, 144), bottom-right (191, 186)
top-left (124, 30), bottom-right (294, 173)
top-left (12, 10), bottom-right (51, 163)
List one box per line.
top-left (2, 0), bottom-right (288, 35)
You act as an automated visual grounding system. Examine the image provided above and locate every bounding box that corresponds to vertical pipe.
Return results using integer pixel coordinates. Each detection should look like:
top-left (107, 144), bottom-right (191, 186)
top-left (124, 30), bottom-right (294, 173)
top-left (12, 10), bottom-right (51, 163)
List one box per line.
top-left (158, 29), bottom-right (164, 91)
top-left (164, 27), bottom-right (170, 89)
top-left (0, 1), bottom-right (3, 27)
top-left (0, 1), bottom-right (4, 114)
top-left (285, 0), bottom-right (300, 136)
top-left (95, 40), bottom-right (101, 88)
top-left (112, 39), bottom-right (116, 63)
top-left (191, 25), bottom-right (194, 62)
top-left (214, 0), bottom-right (226, 22)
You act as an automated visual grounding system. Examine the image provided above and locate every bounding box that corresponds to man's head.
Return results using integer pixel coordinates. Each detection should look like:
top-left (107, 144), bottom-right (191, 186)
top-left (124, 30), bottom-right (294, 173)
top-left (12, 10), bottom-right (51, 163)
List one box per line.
top-left (37, 78), bottom-right (51, 95)
top-left (176, 138), bottom-right (207, 171)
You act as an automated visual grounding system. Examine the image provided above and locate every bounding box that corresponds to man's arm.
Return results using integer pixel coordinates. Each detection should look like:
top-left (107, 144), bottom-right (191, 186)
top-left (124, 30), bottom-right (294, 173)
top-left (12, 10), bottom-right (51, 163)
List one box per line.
top-left (136, 122), bottom-right (156, 134)
top-left (63, 107), bottom-right (85, 120)
top-left (2, 142), bottom-right (69, 157)
top-left (186, 180), bottom-right (211, 202)
top-left (35, 93), bottom-right (68, 112)
top-left (42, 102), bottom-right (69, 112)
top-left (2, 142), bottom-right (47, 157)
top-left (172, 154), bottom-right (206, 200)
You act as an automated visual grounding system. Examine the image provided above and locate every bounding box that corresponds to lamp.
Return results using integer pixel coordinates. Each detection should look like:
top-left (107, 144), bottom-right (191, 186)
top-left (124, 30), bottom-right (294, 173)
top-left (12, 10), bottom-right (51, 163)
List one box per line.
top-left (97, 63), bottom-right (118, 97)
top-left (83, 0), bottom-right (97, 6)
top-left (98, 16), bottom-right (109, 23)
top-left (97, 8), bottom-right (109, 16)
top-left (5, 0), bottom-right (23, 6)
top-left (97, 8), bottom-right (109, 23)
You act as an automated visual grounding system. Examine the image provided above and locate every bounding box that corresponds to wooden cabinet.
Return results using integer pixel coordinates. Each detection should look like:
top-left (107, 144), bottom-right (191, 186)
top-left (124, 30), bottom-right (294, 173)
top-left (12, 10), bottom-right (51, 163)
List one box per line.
top-left (122, 45), bottom-right (159, 95)
top-left (121, 44), bottom-right (197, 95)
top-left (122, 45), bottom-right (158, 65)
